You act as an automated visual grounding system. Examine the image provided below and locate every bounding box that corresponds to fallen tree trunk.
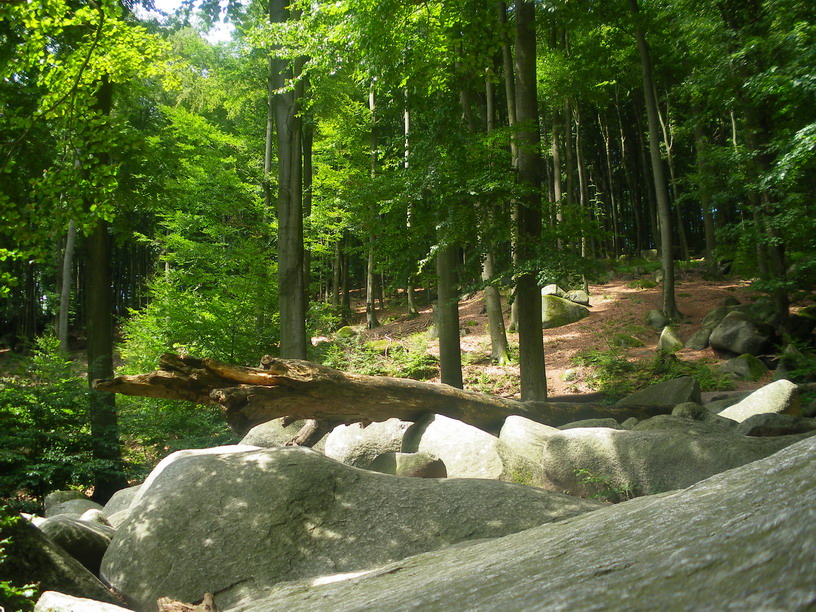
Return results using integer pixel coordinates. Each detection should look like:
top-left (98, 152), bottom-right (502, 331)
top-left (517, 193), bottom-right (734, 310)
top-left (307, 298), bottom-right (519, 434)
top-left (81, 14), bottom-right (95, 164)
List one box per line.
top-left (93, 353), bottom-right (671, 435)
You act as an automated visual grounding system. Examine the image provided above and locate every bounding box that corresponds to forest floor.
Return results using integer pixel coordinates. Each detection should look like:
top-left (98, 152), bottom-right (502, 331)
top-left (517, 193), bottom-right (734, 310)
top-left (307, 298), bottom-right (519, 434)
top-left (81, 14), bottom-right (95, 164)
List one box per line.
top-left (341, 269), bottom-right (774, 400)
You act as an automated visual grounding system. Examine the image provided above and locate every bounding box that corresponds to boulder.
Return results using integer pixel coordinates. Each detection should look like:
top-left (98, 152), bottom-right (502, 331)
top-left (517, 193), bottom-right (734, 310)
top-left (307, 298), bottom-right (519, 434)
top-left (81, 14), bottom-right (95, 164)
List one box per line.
top-left (700, 305), bottom-right (732, 329)
top-left (717, 380), bottom-right (800, 423)
top-left (44, 491), bottom-right (86, 513)
top-left (101, 446), bottom-right (602, 611)
top-left (541, 295), bottom-right (590, 329)
top-left (616, 376), bottom-right (701, 409)
top-left (735, 413), bottom-right (816, 437)
top-left (721, 353), bottom-right (768, 381)
top-left (645, 309), bottom-right (667, 330)
top-left (709, 311), bottom-right (775, 356)
top-left (102, 485), bottom-right (141, 518)
top-left (232, 436), bottom-right (816, 612)
top-left (671, 402), bottom-right (736, 431)
top-left (335, 325), bottom-right (357, 338)
top-left (685, 327), bottom-right (712, 350)
top-left (540, 284), bottom-right (566, 298)
top-left (632, 414), bottom-right (734, 435)
top-left (0, 515), bottom-right (120, 605)
top-left (38, 516), bottom-right (115, 575)
top-left (78, 510), bottom-right (111, 527)
top-left (557, 418), bottom-right (623, 431)
top-left (564, 289), bottom-right (590, 306)
top-left (657, 326), bottom-right (684, 353)
top-left (403, 414), bottom-right (523, 480)
top-left (534, 427), bottom-right (809, 499)
top-left (640, 248), bottom-right (658, 260)
top-left (324, 419), bottom-right (413, 469)
top-left (610, 333), bottom-right (644, 348)
top-left (34, 591), bottom-right (133, 611)
top-left (45, 499), bottom-right (104, 519)
top-left (240, 418), bottom-right (326, 450)
top-left (367, 452), bottom-right (447, 478)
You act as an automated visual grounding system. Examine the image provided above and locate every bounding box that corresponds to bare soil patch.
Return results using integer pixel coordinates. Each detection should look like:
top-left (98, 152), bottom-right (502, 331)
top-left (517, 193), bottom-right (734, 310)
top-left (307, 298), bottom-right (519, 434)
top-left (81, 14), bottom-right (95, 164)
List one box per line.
top-left (347, 273), bottom-right (770, 399)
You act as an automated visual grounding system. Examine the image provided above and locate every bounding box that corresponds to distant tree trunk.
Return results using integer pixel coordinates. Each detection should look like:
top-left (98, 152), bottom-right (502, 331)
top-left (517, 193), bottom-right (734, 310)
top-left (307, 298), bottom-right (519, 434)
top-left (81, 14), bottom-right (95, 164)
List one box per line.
top-left (693, 115), bottom-right (718, 276)
top-left (366, 83), bottom-right (380, 329)
top-left (84, 78), bottom-right (127, 504)
top-left (629, 0), bottom-right (680, 320)
top-left (58, 219), bottom-right (76, 352)
top-left (271, 0), bottom-right (307, 358)
top-left (599, 114), bottom-right (620, 257)
top-left (404, 89), bottom-right (419, 316)
top-left (656, 95), bottom-right (689, 261)
top-left (332, 239), bottom-right (341, 307)
top-left (574, 104), bottom-right (590, 258)
top-left (437, 242), bottom-right (463, 388)
top-left (551, 109), bottom-right (564, 250)
top-left (514, 0), bottom-right (547, 401)
top-left (303, 118), bottom-right (313, 300)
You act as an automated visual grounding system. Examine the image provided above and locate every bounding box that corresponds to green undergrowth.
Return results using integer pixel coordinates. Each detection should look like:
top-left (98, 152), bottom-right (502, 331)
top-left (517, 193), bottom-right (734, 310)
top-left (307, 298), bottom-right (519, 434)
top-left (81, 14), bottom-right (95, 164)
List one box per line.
top-left (572, 347), bottom-right (734, 401)
top-left (316, 333), bottom-right (439, 380)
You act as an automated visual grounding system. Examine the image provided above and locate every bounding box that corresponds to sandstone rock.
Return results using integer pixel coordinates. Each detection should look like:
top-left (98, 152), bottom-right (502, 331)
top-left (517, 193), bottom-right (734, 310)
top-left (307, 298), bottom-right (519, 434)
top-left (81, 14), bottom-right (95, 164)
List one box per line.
top-left (39, 516), bottom-right (115, 575)
top-left (700, 305), bottom-right (732, 328)
top-left (335, 325), bottom-right (356, 338)
top-left (640, 248), bottom-right (658, 260)
top-left (46, 499), bottom-right (104, 519)
top-left (735, 413), bottom-right (816, 437)
top-left (671, 402), bottom-right (736, 430)
top-left (101, 446), bottom-right (602, 611)
top-left (721, 353), bottom-right (768, 381)
top-left (541, 295), bottom-right (590, 329)
top-left (620, 417), bottom-right (639, 430)
top-left (717, 380), bottom-right (800, 423)
top-left (78, 509), bottom-right (111, 527)
top-left (657, 326), bottom-right (684, 353)
top-left (34, 591), bottom-right (133, 612)
top-left (324, 419), bottom-right (412, 469)
top-left (233, 436), bottom-right (816, 612)
top-left (616, 376), bottom-right (701, 408)
top-left (709, 311), bottom-right (775, 356)
top-left (367, 452), bottom-right (446, 478)
top-left (632, 414), bottom-right (733, 435)
top-left (610, 333), bottom-right (644, 348)
top-left (404, 414), bottom-right (523, 480)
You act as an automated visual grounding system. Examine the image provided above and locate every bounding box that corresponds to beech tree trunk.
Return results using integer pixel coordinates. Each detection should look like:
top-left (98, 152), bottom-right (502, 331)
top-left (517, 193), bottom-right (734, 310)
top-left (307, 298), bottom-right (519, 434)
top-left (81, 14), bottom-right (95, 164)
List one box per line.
top-left (58, 219), bottom-right (76, 352)
top-left (514, 0), bottom-right (547, 401)
top-left (436, 243), bottom-right (463, 388)
top-left (94, 354), bottom-right (672, 436)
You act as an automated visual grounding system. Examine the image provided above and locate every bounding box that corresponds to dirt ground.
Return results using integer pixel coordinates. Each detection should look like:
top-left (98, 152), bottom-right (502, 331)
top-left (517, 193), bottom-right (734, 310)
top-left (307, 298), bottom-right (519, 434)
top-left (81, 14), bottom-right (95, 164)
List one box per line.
top-left (351, 272), bottom-right (772, 399)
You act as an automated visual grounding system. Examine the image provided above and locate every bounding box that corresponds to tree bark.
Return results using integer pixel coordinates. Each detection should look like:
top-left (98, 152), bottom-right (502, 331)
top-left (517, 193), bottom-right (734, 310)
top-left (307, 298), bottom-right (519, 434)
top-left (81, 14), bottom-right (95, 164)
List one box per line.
top-left (436, 243), bottom-right (463, 388)
top-left (94, 354), bottom-right (673, 436)
top-left (514, 0), bottom-right (547, 401)
top-left (366, 83), bottom-right (380, 329)
top-left (58, 219), bottom-right (76, 352)
top-left (629, 0), bottom-right (680, 320)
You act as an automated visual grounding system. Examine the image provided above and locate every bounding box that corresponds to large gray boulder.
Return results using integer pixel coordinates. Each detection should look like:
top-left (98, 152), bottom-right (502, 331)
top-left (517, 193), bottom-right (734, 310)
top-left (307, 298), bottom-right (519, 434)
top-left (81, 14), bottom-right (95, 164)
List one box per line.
top-left (616, 376), bottom-right (701, 408)
top-left (685, 327), bottom-right (712, 350)
top-left (44, 491), bottom-right (86, 513)
top-left (656, 326), bottom-right (683, 353)
top-left (521, 426), bottom-right (809, 498)
top-left (717, 379), bottom-right (800, 423)
top-left (45, 498), bottom-right (104, 519)
top-left (233, 435), bottom-right (816, 612)
top-left (101, 446), bottom-right (602, 611)
top-left (367, 452), bottom-right (446, 478)
top-left (735, 413), bottom-right (816, 437)
top-left (324, 419), bottom-right (412, 468)
top-left (709, 311), bottom-right (775, 356)
top-left (403, 414), bottom-right (523, 480)
top-left (720, 353), bottom-right (768, 381)
top-left (541, 295), bottom-right (590, 329)
top-left (102, 485), bottom-right (141, 518)
top-left (39, 516), bottom-right (115, 575)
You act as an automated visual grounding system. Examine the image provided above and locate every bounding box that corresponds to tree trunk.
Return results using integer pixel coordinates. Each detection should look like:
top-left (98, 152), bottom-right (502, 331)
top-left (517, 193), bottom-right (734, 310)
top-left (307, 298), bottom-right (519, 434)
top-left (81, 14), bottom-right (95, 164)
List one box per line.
top-left (482, 249), bottom-right (510, 365)
top-left (693, 115), bottom-right (718, 277)
top-left (656, 94), bottom-right (689, 262)
top-left (94, 354), bottom-right (674, 436)
top-left (303, 118), bottom-right (313, 299)
top-left (366, 83), bottom-right (380, 329)
top-left (271, 0), bottom-right (307, 358)
top-left (629, 0), bottom-right (680, 320)
top-left (436, 243), bottom-right (463, 388)
top-left (514, 0), bottom-right (547, 401)
top-left (58, 219), bottom-right (76, 352)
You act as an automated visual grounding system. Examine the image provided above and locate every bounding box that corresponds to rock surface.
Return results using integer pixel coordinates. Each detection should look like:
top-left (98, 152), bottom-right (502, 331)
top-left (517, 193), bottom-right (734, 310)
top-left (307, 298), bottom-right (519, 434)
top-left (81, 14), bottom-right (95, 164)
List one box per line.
top-left (402, 414), bottom-right (521, 480)
top-left (541, 295), bottom-right (590, 329)
top-left (45, 498), bottom-right (104, 519)
top-left (324, 419), bottom-right (412, 469)
top-left (367, 452), bottom-right (446, 478)
top-left (656, 326), bottom-right (683, 353)
top-left (232, 436), bottom-right (816, 612)
top-left (735, 413), bottom-right (816, 437)
top-left (38, 516), bottom-right (115, 575)
top-left (709, 311), bottom-right (775, 356)
top-left (101, 446), bottom-right (602, 611)
top-left (721, 353), bottom-right (768, 381)
top-left (717, 379), bottom-right (800, 423)
top-left (34, 591), bottom-right (133, 612)
top-left (615, 376), bottom-right (701, 408)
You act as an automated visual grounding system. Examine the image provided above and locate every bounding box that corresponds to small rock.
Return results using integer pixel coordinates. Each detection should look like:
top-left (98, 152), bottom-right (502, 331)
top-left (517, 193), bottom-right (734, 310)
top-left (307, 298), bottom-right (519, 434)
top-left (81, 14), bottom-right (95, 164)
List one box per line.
top-left (645, 309), bottom-right (668, 330)
top-left (368, 452), bottom-right (447, 478)
top-left (46, 499), bottom-right (104, 519)
top-left (657, 326), bottom-right (684, 354)
top-left (735, 413), bottom-right (816, 437)
top-left (44, 491), bottom-right (86, 514)
top-left (39, 516), bottom-right (115, 575)
top-left (565, 290), bottom-right (590, 306)
top-left (325, 419), bottom-right (412, 469)
top-left (34, 591), bottom-right (133, 611)
top-left (685, 327), bottom-right (712, 350)
top-left (541, 284), bottom-right (567, 298)
top-left (541, 295), bottom-right (590, 329)
top-left (616, 377), bottom-right (702, 408)
top-left (709, 311), bottom-right (775, 356)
